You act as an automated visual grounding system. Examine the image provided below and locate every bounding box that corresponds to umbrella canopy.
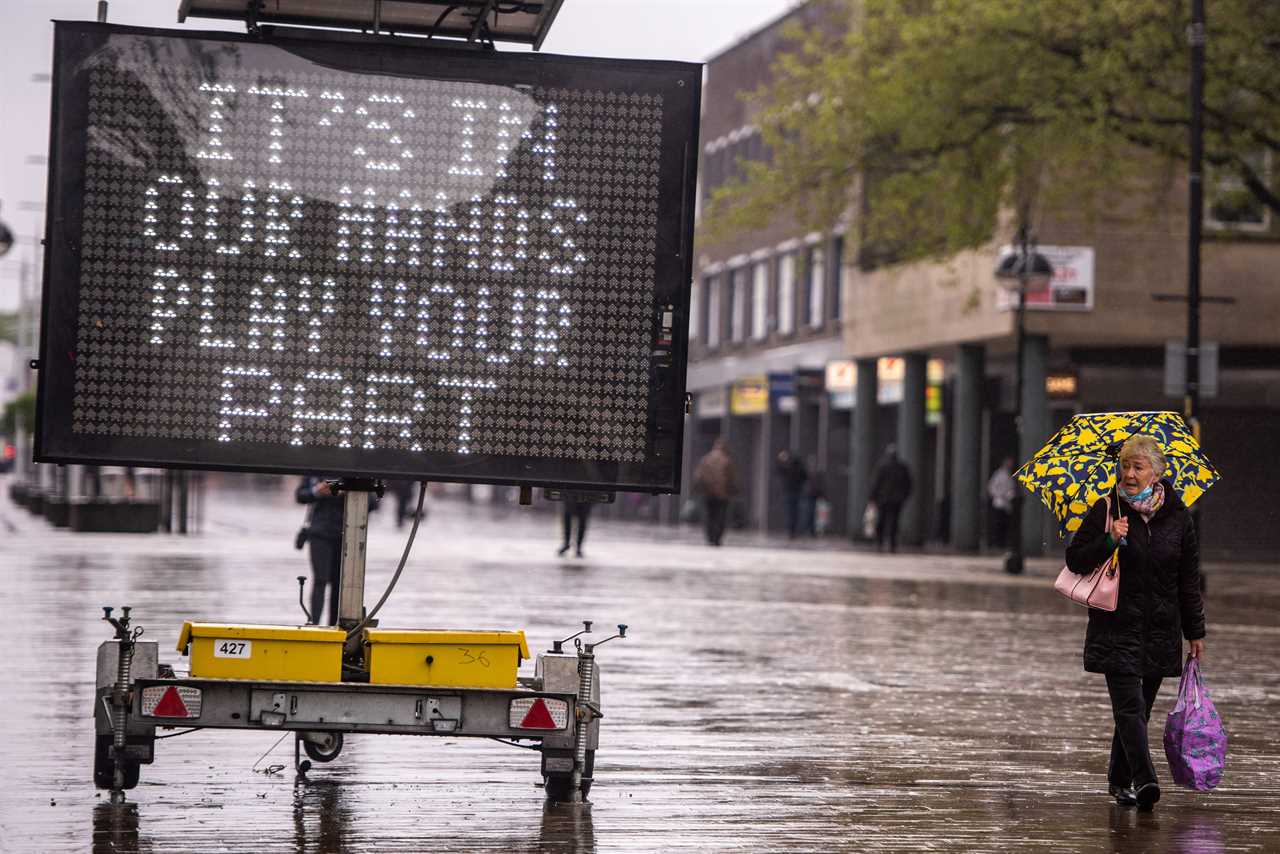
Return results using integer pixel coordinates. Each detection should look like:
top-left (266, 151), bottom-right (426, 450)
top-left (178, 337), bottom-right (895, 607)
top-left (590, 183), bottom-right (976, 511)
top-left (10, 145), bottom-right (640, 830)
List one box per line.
top-left (1015, 411), bottom-right (1220, 535)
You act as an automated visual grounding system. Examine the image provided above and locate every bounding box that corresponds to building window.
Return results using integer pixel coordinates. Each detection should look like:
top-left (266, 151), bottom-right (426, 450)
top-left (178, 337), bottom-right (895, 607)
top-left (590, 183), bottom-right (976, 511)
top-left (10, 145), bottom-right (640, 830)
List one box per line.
top-left (729, 268), bottom-right (748, 342)
top-left (777, 253), bottom-right (795, 335)
top-left (1206, 151), bottom-right (1272, 231)
top-left (831, 236), bottom-right (843, 322)
top-left (706, 274), bottom-right (721, 349)
top-left (688, 277), bottom-right (700, 341)
top-left (751, 260), bottom-right (768, 340)
top-left (807, 245), bottom-right (825, 329)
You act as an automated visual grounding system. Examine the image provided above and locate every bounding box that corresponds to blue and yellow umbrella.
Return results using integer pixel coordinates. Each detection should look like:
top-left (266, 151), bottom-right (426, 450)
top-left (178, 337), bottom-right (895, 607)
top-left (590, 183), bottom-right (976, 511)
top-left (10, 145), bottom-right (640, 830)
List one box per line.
top-left (1015, 411), bottom-right (1219, 535)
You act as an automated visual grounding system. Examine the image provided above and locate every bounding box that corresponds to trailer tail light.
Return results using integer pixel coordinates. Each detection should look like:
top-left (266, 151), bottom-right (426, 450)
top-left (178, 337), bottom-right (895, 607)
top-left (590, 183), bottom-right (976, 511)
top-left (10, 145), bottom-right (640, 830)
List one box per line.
top-left (140, 685), bottom-right (202, 719)
top-left (509, 697), bottom-right (569, 730)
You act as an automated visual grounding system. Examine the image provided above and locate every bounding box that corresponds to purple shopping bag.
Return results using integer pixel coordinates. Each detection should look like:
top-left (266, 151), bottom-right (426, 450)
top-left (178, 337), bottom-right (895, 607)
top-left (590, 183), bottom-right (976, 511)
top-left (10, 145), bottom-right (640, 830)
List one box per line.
top-left (1163, 656), bottom-right (1227, 791)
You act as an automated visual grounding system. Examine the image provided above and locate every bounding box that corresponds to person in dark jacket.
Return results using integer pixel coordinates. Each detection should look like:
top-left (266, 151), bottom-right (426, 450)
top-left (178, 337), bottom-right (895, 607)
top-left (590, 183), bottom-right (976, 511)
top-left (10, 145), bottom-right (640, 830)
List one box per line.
top-left (1064, 435), bottom-right (1206, 812)
top-left (776, 449), bottom-right (809, 539)
top-left (296, 476), bottom-right (345, 625)
top-left (557, 497), bottom-right (592, 558)
top-left (868, 445), bottom-right (912, 552)
top-left (693, 438), bottom-right (738, 546)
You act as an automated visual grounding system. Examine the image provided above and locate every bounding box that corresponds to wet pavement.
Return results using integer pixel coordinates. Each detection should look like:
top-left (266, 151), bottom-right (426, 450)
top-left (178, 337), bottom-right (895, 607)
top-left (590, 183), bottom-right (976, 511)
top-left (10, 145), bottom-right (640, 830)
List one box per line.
top-left (2, 474), bottom-right (1279, 853)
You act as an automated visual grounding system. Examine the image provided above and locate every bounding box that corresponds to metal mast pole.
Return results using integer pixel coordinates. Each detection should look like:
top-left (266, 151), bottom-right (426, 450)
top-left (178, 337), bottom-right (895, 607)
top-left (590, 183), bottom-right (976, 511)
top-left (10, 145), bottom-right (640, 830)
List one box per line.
top-left (1186, 0), bottom-right (1205, 432)
top-left (1005, 225), bottom-right (1028, 576)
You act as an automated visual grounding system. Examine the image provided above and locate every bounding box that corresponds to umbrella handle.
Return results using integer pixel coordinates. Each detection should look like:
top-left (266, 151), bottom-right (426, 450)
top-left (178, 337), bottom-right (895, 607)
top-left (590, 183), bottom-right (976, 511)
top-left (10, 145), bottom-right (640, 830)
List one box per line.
top-left (1114, 484), bottom-right (1128, 546)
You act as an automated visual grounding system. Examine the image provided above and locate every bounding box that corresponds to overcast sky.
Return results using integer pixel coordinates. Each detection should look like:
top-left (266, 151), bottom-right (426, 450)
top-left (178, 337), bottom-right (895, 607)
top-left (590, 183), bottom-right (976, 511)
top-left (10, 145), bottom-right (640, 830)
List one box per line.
top-left (0, 0), bottom-right (800, 310)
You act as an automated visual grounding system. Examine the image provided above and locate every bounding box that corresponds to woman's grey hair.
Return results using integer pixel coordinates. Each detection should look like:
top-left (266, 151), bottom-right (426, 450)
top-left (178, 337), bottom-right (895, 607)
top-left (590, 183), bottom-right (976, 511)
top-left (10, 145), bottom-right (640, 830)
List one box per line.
top-left (1119, 435), bottom-right (1167, 476)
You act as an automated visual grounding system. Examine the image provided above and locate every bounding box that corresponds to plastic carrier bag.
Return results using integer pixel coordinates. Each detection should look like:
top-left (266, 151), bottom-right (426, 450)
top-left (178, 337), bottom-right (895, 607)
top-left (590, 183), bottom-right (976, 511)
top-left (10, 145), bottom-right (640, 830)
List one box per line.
top-left (1163, 656), bottom-right (1227, 791)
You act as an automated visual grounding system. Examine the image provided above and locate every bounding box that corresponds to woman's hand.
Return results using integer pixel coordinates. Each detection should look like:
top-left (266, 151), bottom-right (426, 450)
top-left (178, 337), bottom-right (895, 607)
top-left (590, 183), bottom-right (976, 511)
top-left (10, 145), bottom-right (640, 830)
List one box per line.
top-left (1111, 516), bottom-right (1129, 540)
top-left (314, 480), bottom-right (333, 497)
top-left (1189, 639), bottom-right (1205, 660)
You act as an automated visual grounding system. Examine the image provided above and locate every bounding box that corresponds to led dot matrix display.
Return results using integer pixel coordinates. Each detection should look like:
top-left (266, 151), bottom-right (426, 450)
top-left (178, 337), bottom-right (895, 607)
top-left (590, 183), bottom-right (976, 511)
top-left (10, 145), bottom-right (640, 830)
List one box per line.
top-left (38, 23), bottom-right (700, 490)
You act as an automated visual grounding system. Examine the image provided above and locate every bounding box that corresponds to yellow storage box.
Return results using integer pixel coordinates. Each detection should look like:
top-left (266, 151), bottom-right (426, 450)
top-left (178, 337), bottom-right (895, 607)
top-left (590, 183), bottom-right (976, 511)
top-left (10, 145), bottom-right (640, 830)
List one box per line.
top-left (177, 622), bottom-right (345, 682)
top-left (363, 629), bottom-right (530, 688)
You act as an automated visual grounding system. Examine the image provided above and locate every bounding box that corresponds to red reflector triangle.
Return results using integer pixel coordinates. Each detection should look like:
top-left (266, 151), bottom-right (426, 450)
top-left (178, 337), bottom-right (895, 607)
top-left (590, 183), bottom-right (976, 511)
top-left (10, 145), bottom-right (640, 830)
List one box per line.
top-left (153, 686), bottom-right (190, 717)
top-left (520, 698), bottom-right (557, 729)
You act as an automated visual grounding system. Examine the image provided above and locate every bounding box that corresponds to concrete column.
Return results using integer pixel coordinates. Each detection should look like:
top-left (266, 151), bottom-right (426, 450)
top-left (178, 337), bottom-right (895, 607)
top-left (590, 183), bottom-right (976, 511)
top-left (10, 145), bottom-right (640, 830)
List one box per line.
top-left (757, 408), bottom-right (789, 532)
top-left (897, 352), bottom-right (927, 546)
top-left (822, 398), bottom-right (851, 536)
top-left (950, 343), bottom-right (985, 550)
top-left (1020, 334), bottom-right (1050, 556)
top-left (791, 395), bottom-right (821, 459)
top-left (848, 357), bottom-right (878, 539)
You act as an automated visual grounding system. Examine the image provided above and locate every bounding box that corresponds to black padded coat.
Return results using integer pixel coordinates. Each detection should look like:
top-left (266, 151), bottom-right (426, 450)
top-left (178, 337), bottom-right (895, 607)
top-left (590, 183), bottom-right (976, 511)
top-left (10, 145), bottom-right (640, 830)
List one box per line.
top-left (1064, 479), bottom-right (1205, 677)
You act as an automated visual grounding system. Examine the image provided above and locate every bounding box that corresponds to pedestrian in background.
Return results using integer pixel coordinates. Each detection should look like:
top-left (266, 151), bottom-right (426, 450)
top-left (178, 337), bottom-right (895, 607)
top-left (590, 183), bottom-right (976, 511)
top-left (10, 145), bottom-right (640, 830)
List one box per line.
top-left (296, 476), bottom-right (345, 625)
top-left (693, 438), bottom-right (737, 547)
top-left (987, 456), bottom-right (1016, 549)
top-left (558, 496), bottom-right (592, 558)
top-left (868, 444), bottom-right (912, 553)
top-left (1063, 435), bottom-right (1206, 811)
top-left (388, 479), bottom-right (423, 528)
top-left (776, 449), bottom-right (808, 539)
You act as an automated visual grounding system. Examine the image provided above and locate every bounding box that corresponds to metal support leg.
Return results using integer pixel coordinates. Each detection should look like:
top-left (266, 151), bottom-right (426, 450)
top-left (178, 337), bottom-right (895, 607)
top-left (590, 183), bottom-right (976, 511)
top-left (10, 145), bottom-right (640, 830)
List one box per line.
top-left (337, 490), bottom-right (370, 630)
top-left (294, 734), bottom-right (311, 777)
top-left (571, 651), bottom-right (596, 803)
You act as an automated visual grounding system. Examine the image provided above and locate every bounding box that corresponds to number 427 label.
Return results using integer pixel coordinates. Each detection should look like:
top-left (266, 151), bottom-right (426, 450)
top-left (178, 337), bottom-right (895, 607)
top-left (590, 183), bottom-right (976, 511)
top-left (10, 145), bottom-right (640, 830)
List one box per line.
top-left (213, 639), bottom-right (252, 659)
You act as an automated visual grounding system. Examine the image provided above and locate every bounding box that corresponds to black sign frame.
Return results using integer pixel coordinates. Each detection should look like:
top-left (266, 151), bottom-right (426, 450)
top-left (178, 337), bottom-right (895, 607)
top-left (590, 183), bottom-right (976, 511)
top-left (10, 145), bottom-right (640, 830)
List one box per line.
top-left (37, 22), bottom-right (699, 493)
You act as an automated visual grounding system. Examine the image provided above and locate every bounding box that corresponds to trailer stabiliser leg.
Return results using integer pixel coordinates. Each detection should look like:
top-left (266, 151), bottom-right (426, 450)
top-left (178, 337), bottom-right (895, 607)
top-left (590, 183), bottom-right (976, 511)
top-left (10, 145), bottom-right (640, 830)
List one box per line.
top-left (294, 734), bottom-right (312, 777)
top-left (569, 624), bottom-right (626, 803)
top-left (102, 606), bottom-right (143, 798)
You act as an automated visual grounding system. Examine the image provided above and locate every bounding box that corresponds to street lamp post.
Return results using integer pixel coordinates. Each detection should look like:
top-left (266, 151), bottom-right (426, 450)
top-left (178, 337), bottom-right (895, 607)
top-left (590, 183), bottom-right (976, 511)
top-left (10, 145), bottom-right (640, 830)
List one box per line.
top-left (995, 226), bottom-right (1053, 575)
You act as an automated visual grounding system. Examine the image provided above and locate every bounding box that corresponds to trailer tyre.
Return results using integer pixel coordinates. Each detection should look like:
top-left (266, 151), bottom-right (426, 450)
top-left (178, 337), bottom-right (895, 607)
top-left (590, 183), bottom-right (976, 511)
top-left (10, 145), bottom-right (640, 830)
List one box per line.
top-left (543, 750), bottom-right (593, 802)
top-left (93, 735), bottom-right (140, 790)
top-left (302, 732), bottom-right (344, 763)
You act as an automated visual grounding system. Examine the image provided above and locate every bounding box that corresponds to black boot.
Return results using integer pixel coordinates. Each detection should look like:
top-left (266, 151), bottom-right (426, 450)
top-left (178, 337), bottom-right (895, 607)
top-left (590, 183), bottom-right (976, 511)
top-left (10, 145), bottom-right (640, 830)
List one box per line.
top-left (1109, 784), bottom-right (1137, 807)
top-left (1135, 782), bottom-right (1160, 811)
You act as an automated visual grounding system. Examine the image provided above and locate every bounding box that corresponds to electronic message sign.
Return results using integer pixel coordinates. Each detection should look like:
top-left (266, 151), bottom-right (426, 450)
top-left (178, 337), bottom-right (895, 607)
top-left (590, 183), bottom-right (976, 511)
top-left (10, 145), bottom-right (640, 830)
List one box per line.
top-left (38, 23), bottom-right (699, 491)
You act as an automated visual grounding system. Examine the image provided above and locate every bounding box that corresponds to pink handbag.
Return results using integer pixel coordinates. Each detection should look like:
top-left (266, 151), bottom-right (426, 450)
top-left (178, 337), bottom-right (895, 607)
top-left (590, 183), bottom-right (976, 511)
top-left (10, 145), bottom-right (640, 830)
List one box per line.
top-left (1054, 495), bottom-right (1120, 611)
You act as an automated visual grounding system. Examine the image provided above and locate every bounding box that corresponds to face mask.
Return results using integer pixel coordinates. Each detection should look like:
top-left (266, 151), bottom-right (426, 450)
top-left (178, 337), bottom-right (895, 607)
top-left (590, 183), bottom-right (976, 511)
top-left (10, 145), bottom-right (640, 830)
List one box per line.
top-left (1122, 483), bottom-right (1154, 503)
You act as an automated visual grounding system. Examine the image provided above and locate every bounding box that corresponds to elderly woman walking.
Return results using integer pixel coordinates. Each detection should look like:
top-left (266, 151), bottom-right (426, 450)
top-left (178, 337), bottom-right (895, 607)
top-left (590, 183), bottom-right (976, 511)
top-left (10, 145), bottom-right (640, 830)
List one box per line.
top-left (1064, 434), bottom-right (1206, 811)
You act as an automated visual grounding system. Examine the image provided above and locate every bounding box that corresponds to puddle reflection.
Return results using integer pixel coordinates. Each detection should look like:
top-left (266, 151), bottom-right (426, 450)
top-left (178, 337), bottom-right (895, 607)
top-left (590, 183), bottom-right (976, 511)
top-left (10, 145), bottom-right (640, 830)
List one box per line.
top-left (536, 801), bottom-right (595, 854)
top-left (1108, 807), bottom-right (1228, 854)
top-left (292, 778), bottom-right (352, 854)
top-left (92, 801), bottom-right (148, 854)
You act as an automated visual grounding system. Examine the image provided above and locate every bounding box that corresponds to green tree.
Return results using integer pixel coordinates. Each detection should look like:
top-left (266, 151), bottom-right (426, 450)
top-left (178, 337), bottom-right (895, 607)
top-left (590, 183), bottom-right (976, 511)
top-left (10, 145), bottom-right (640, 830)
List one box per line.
top-left (2, 391), bottom-right (35, 438)
top-left (0, 312), bottom-right (16, 345)
top-left (704, 0), bottom-right (1280, 264)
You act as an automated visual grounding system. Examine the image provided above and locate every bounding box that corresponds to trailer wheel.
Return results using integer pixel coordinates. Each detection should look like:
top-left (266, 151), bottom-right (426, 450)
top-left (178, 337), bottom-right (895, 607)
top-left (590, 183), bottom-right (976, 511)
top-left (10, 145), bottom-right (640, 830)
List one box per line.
top-left (302, 732), bottom-right (344, 763)
top-left (93, 735), bottom-right (140, 790)
top-left (544, 750), bottom-right (593, 802)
